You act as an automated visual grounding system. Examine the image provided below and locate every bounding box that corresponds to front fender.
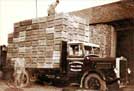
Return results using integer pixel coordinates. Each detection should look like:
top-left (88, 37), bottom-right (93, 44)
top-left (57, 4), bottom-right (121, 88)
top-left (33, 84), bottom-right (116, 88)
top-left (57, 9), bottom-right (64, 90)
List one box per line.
top-left (80, 70), bottom-right (106, 88)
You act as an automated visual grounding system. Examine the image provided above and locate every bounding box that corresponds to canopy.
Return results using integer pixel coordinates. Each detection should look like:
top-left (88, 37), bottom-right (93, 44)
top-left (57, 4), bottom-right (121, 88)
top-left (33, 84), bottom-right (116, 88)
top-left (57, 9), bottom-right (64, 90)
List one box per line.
top-left (70, 1), bottom-right (134, 24)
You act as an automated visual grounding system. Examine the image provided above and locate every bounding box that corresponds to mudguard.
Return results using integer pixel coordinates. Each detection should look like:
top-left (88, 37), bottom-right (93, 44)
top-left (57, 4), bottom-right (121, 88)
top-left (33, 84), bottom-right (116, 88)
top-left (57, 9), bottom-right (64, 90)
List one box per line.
top-left (80, 70), bottom-right (106, 88)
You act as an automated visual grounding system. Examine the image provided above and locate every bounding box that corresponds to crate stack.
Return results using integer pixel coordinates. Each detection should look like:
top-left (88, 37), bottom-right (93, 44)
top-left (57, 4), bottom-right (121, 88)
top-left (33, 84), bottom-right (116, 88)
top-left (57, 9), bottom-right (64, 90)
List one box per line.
top-left (7, 13), bottom-right (89, 68)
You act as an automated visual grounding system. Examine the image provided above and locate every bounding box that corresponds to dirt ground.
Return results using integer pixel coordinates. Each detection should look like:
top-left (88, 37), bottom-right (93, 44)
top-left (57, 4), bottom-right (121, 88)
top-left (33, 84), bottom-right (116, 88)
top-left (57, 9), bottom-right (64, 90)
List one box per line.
top-left (0, 80), bottom-right (133, 91)
top-left (0, 80), bottom-right (62, 91)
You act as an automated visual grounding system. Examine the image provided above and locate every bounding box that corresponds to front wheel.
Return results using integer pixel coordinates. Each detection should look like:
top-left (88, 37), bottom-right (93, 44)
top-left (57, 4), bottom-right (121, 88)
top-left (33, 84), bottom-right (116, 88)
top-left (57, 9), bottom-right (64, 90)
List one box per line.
top-left (83, 73), bottom-right (107, 91)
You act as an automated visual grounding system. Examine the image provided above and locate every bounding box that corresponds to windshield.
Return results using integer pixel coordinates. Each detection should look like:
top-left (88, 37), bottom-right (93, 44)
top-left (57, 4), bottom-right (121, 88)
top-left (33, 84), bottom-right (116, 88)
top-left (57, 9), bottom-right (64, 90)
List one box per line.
top-left (84, 46), bottom-right (92, 56)
top-left (84, 46), bottom-right (100, 56)
top-left (68, 43), bottom-right (100, 57)
top-left (68, 44), bottom-right (83, 56)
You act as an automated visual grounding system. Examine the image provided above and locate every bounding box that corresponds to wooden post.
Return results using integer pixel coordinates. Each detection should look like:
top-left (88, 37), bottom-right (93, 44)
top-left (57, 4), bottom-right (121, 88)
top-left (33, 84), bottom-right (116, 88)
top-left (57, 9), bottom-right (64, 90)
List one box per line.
top-left (110, 26), bottom-right (117, 57)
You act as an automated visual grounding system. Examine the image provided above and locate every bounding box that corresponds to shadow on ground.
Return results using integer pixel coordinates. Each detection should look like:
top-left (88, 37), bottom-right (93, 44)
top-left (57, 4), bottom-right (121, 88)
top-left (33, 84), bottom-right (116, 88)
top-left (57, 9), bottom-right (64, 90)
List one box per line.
top-left (4, 88), bottom-right (24, 91)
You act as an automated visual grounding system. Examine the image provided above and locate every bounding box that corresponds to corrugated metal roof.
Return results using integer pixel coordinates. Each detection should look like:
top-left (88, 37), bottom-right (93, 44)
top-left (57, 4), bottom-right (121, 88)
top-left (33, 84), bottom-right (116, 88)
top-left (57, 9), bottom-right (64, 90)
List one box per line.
top-left (70, 1), bottom-right (134, 24)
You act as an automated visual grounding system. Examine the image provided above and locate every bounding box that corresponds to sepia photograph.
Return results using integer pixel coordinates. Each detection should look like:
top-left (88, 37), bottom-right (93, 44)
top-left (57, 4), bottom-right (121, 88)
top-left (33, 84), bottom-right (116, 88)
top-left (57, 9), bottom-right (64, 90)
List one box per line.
top-left (0, 0), bottom-right (134, 91)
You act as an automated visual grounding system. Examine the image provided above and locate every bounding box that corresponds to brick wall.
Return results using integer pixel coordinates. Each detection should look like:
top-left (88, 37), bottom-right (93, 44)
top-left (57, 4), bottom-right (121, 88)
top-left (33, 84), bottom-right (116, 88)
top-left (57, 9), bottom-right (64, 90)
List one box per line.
top-left (89, 24), bottom-right (114, 57)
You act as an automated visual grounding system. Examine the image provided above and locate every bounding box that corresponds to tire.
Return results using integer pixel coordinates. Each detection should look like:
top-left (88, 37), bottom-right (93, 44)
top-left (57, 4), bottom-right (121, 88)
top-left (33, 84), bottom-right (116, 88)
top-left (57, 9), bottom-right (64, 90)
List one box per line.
top-left (21, 71), bottom-right (30, 87)
top-left (83, 73), bottom-right (107, 91)
top-left (14, 71), bottom-right (30, 88)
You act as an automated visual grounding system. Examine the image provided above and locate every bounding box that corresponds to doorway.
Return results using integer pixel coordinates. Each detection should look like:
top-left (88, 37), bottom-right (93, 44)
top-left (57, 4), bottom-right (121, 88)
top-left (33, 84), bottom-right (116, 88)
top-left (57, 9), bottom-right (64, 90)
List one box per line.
top-left (117, 30), bottom-right (134, 84)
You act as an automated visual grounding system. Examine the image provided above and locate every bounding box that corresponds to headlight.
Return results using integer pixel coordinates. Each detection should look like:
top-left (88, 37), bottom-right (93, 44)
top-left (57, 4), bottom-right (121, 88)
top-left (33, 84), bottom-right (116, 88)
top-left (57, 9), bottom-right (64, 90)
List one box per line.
top-left (86, 56), bottom-right (90, 60)
top-left (114, 68), bottom-right (118, 74)
top-left (127, 68), bottom-right (131, 74)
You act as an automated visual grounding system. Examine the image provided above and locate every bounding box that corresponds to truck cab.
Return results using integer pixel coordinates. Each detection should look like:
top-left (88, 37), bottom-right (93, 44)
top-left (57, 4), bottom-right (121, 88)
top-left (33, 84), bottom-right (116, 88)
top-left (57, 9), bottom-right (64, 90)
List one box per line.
top-left (66, 41), bottom-right (127, 90)
top-left (67, 42), bottom-right (100, 73)
top-left (66, 42), bottom-right (103, 87)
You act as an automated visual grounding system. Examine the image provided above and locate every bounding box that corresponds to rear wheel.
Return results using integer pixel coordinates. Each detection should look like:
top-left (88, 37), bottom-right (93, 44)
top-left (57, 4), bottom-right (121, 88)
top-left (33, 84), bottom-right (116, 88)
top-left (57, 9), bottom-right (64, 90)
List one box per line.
top-left (20, 71), bottom-right (30, 87)
top-left (83, 73), bottom-right (107, 91)
top-left (14, 71), bottom-right (30, 88)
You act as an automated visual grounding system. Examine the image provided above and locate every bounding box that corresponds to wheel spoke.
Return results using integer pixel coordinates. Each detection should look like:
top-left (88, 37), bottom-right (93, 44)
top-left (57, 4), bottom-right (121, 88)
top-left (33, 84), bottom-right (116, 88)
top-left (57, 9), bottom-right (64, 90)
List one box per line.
top-left (20, 73), bottom-right (28, 86)
top-left (14, 70), bottom-right (29, 88)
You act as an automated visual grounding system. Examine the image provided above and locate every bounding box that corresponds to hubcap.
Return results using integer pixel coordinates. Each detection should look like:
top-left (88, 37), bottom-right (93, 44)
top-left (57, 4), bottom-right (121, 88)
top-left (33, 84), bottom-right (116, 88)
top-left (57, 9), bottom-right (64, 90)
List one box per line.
top-left (88, 77), bottom-right (101, 89)
top-left (21, 74), bottom-right (27, 85)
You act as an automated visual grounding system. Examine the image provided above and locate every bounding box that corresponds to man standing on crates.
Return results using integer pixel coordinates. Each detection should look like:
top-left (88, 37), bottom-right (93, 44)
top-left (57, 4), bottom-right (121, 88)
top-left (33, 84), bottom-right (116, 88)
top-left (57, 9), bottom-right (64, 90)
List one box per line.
top-left (48, 0), bottom-right (60, 16)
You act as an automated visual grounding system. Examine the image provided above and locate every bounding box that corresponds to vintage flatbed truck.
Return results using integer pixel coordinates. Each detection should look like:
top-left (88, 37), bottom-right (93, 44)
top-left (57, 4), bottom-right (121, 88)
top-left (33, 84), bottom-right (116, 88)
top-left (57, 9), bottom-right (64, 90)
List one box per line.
top-left (11, 41), bottom-right (129, 91)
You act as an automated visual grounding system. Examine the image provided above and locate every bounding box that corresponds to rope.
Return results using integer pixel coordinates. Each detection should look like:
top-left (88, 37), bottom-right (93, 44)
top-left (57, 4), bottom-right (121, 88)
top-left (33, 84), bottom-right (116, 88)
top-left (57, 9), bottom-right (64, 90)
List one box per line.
top-left (35, 0), bottom-right (38, 18)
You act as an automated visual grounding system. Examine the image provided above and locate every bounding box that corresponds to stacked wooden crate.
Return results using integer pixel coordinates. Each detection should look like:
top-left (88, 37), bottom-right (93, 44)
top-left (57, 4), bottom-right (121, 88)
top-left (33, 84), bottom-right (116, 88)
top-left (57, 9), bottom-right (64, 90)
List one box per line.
top-left (7, 13), bottom-right (89, 68)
